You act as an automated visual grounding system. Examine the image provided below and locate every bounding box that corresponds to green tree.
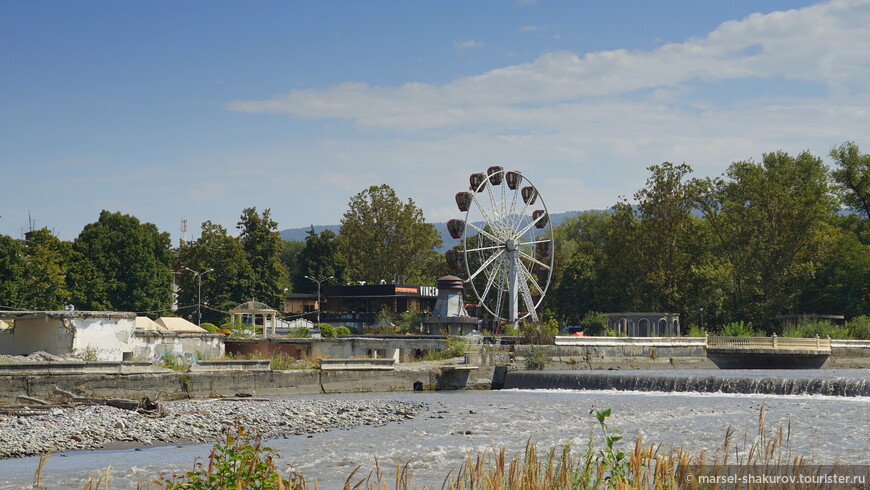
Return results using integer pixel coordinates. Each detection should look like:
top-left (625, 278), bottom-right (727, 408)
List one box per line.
top-left (549, 210), bottom-right (611, 324)
top-left (176, 221), bottom-right (255, 325)
top-left (237, 208), bottom-right (286, 309)
top-left (280, 240), bottom-right (305, 291)
top-left (595, 164), bottom-right (716, 326)
top-left (71, 211), bottom-right (172, 313)
top-left (551, 242), bottom-right (602, 325)
top-left (22, 228), bottom-right (70, 310)
top-left (693, 150), bottom-right (837, 328)
top-left (0, 234), bottom-right (26, 309)
top-left (830, 141), bottom-right (870, 219)
top-left (601, 200), bottom-right (644, 311)
top-left (338, 184), bottom-right (441, 284)
top-left (798, 222), bottom-right (870, 319)
top-left (293, 227), bottom-right (346, 293)
top-left (632, 163), bottom-right (702, 314)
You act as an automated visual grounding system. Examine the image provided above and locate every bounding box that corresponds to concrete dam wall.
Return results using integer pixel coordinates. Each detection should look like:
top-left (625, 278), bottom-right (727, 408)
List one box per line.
top-left (502, 371), bottom-right (870, 397)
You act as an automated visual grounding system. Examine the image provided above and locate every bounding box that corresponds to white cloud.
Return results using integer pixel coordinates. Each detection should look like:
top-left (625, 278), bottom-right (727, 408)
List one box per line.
top-left (225, 0), bottom-right (870, 221)
top-left (454, 39), bottom-right (485, 53)
top-left (519, 25), bottom-right (543, 32)
top-left (229, 0), bottom-right (870, 131)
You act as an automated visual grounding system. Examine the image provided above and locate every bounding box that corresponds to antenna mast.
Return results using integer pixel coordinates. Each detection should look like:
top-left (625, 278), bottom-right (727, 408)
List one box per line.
top-left (180, 217), bottom-right (189, 246)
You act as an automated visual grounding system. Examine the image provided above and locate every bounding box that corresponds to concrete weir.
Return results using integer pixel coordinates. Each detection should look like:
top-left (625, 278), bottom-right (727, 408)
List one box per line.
top-left (502, 371), bottom-right (870, 397)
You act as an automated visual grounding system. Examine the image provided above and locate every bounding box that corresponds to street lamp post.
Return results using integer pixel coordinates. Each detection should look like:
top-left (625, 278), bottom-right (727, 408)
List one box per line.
top-left (699, 307), bottom-right (705, 333)
top-left (184, 267), bottom-right (213, 326)
top-left (305, 275), bottom-right (333, 325)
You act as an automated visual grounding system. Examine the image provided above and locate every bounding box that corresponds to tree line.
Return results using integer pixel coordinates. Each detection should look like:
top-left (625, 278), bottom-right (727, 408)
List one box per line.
top-left (0, 185), bottom-right (447, 325)
top-left (1, 143), bottom-right (867, 333)
top-left (551, 142), bottom-right (869, 332)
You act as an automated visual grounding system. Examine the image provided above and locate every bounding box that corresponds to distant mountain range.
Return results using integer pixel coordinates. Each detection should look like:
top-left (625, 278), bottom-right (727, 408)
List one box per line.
top-left (280, 210), bottom-right (584, 252)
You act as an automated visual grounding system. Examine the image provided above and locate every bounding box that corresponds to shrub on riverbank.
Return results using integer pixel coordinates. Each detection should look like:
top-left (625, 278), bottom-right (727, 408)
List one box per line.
top-left (719, 321), bottom-right (762, 337)
top-left (783, 319), bottom-right (851, 339)
top-left (847, 315), bottom-right (870, 339)
top-left (153, 421), bottom-right (308, 489)
top-left (525, 346), bottom-right (550, 370)
top-left (419, 336), bottom-right (467, 361)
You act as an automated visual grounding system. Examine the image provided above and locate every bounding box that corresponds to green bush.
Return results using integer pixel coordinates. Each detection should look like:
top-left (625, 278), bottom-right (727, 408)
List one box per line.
top-left (220, 318), bottom-right (253, 338)
top-left (157, 353), bottom-right (189, 371)
top-left (154, 421), bottom-right (307, 489)
top-left (783, 320), bottom-right (851, 339)
top-left (395, 308), bottom-right (423, 334)
top-left (419, 336), bottom-right (467, 361)
top-left (686, 324), bottom-right (705, 337)
top-left (720, 321), bottom-right (761, 337)
top-left (199, 322), bottom-right (218, 333)
top-left (521, 319), bottom-right (558, 345)
top-left (501, 323), bottom-right (519, 336)
top-left (525, 346), bottom-right (550, 370)
top-left (317, 323), bottom-right (335, 338)
top-left (288, 327), bottom-right (312, 338)
top-left (847, 315), bottom-right (870, 340)
top-left (269, 352), bottom-right (310, 370)
top-left (74, 346), bottom-right (100, 362)
top-left (334, 326), bottom-right (351, 336)
top-left (579, 311), bottom-right (609, 336)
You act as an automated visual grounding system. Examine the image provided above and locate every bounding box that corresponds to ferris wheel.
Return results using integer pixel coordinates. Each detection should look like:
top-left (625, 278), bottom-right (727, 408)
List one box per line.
top-left (445, 166), bottom-right (554, 323)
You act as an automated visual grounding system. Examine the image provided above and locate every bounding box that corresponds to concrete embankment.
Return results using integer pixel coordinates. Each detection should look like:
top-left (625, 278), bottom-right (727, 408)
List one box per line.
top-left (0, 362), bottom-right (492, 403)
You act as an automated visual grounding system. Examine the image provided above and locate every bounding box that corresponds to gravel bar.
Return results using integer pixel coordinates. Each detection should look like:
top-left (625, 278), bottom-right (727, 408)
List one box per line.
top-left (0, 398), bottom-right (424, 459)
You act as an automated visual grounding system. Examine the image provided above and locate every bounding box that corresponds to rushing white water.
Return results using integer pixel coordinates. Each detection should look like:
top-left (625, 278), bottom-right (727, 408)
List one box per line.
top-left (1, 381), bottom-right (868, 489)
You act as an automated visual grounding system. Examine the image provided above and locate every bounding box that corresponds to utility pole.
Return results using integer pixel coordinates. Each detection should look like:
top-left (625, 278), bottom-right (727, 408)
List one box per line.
top-left (184, 267), bottom-right (213, 326)
top-left (305, 275), bottom-right (333, 325)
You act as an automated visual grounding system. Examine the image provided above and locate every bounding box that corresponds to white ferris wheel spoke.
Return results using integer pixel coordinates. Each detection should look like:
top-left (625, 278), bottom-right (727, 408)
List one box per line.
top-left (515, 212), bottom-right (546, 238)
top-left (467, 249), bottom-right (505, 282)
top-left (485, 181), bottom-right (503, 229)
top-left (516, 249), bottom-right (550, 269)
top-left (465, 221), bottom-right (502, 244)
top-left (510, 188), bottom-right (533, 233)
top-left (470, 192), bottom-right (500, 233)
top-left (464, 244), bottom-right (505, 253)
top-left (515, 238), bottom-right (551, 249)
top-left (478, 254), bottom-right (505, 308)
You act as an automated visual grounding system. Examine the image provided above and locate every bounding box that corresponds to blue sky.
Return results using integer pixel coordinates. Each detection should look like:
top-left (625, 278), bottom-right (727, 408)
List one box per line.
top-left (2, 0), bottom-right (868, 242)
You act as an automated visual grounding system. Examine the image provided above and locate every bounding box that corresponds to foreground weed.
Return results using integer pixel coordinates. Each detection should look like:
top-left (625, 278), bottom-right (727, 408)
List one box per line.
top-left (153, 420), bottom-right (309, 489)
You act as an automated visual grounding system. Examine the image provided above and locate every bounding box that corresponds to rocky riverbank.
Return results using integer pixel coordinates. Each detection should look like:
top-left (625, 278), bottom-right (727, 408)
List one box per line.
top-left (0, 398), bottom-right (424, 459)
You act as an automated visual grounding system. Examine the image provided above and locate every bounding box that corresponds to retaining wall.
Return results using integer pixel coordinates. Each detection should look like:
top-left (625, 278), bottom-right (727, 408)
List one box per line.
top-left (512, 343), bottom-right (716, 370)
top-left (0, 364), bottom-right (458, 402)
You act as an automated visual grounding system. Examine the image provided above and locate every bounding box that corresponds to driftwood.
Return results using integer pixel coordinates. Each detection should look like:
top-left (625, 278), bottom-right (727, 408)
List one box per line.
top-left (1, 389), bottom-right (168, 417)
top-left (53, 387), bottom-right (167, 417)
top-left (16, 395), bottom-right (50, 406)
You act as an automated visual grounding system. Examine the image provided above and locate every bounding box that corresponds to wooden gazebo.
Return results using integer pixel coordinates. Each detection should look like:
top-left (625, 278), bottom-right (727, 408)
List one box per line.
top-left (228, 301), bottom-right (279, 337)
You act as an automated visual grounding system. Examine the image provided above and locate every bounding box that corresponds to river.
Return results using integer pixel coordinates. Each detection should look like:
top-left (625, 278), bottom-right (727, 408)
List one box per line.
top-left (1, 369), bottom-right (868, 488)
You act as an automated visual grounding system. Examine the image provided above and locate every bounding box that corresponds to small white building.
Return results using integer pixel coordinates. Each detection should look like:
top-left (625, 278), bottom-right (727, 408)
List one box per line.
top-left (0, 311), bottom-right (223, 362)
top-left (0, 311), bottom-right (137, 361)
